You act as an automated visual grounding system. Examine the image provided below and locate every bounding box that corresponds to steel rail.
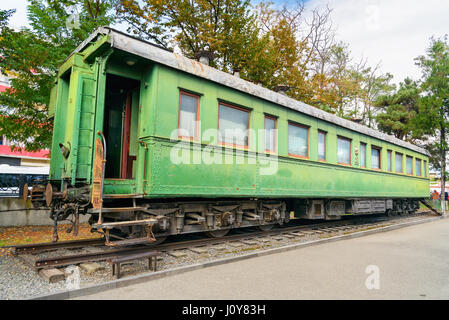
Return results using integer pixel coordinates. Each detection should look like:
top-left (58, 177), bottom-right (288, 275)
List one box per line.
top-left (12, 238), bottom-right (106, 255)
top-left (27, 211), bottom-right (433, 270)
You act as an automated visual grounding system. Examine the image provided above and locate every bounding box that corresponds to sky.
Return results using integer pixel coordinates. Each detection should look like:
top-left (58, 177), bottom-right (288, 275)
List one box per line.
top-left (3, 0), bottom-right (449, 84)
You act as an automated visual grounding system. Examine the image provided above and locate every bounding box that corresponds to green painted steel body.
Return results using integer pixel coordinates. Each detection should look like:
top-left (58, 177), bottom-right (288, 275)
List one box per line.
top-left (48, 33), bottom-right (429, 201)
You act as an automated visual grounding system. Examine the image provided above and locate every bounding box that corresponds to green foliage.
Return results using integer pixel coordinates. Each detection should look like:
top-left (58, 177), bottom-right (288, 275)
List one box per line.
top-left (0, 1), bottom-right (117, 151)
top-left (374, 78), bottom-right (420, 140)
top-left (117, 0), bottom-right (263, 73)
top-left (413, 36), bottom-right (449, 180)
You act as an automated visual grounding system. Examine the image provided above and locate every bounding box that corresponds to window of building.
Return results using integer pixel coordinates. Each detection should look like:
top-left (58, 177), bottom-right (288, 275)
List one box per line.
top-left (178, 91), bottom-right (200, 139)
top-left (360, 143), bottom-right (366, 168)
top-left (318, 130), bottom-right (326, 161)
top-left (416, 159), bottom-right (422, 176)
top-left (0, 135), bottom-right (3, 145)
top-left (395, 153), bottom-right (403, 173)
top-left (337, 136), bottom-right (351, 165)
top-left (371, 146), bottom-right (381, 170)
top-left (387, 150), bottom-right (392, 172)
top-left (218, 102), bottom-right (250, 147)
top-left (264, 116), bottom-right (276, 152)
top-left (288, 123), bottom-right (308, 157)
top-left (406, 156), bottom-right (413, 175)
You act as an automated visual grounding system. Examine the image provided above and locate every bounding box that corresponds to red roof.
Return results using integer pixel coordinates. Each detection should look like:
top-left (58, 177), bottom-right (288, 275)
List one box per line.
top-left (0, 145), bottom-right (50, 159)
top-left (0, 84), bottom-right (9, 92)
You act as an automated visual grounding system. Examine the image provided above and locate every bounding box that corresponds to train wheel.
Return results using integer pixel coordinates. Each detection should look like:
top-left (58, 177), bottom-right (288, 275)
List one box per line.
top-left (151, 235), bottom-right (167, 245)
top-left (205, 229), bottom-right (230, 238)
top-left (258, 224), bottom-right (274, 231)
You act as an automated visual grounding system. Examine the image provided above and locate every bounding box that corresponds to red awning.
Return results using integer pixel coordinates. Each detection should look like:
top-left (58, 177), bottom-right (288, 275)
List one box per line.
top-left (0, 145), bottom-right (50, 159)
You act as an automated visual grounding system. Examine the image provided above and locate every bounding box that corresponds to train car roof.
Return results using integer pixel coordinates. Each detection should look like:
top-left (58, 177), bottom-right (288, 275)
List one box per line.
top-left (68, 26), bottom-right (428, 156)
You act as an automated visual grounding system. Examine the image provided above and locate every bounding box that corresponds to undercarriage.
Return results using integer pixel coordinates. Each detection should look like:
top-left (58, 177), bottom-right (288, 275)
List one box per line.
top-left (24, 180), bottom-right (423, 247)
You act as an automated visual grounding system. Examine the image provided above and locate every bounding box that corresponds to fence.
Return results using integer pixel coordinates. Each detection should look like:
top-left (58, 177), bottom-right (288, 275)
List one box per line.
top-left (430, 199), bottom-right (449, 212)
top-left (0, 173), bottom-right (48, 198)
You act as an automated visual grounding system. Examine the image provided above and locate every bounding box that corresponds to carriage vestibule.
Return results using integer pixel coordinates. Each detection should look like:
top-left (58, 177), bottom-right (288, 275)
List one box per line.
top-left (103, 74), bottom-right (140, 179)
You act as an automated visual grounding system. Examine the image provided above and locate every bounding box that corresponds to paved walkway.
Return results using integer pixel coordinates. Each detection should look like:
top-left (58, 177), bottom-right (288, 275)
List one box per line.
top-left (74, 218), bottom-right (449, 299)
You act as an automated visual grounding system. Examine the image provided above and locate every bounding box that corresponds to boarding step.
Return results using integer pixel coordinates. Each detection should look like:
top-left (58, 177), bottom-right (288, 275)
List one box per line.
top-left (88, 206), bottom-right (147, 214)
top-left (93, 218), bottom-right (157, 229)
top-left (102, 194), bottom-right (143, 199)
top-left (106, 237), bottom-right (156, 247)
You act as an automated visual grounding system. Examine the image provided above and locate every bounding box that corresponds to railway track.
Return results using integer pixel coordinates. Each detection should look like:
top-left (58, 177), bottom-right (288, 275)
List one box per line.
top-left (14, 211), bottom-right (435, 272)
top-left (12, 238), bottom-right (105, 255)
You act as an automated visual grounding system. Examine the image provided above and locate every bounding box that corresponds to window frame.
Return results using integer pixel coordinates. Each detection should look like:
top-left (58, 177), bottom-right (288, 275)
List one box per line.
top-left (337, 136), bottom-right (352, 166)
top-left (395, 152), bottom-right (403, 174)
top-left (178, 90), bottom-right (200, 140)
top-left (217, 101), bottom-right (251, 149)
top-left (317, 130), bottom-right (327, 161)
top-left (387, 150), bottom-right (392, 172)
top-left (406, 155), bottom-right (413, 175)
top-left (371, 145), bottom-right (382, 170)
top-left (424, 160), bottom-right (427, 177)
top-left (416, 158), bottom-right (422, 177)
top-left (360, 142), bottom-right (367, 168)
top-left (264, 114), bottom-right (277, 153)
top-left (288, 122), bottom-right (309, 159)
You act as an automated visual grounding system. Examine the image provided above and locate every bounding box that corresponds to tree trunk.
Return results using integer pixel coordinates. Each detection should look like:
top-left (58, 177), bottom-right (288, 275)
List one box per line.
top-left (441, 126), bottom-right (446, 214)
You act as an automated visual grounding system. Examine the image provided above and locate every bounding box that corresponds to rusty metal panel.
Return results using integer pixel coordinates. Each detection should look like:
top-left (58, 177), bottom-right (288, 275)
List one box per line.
top-left (91, 137), bottom-right (104, 209)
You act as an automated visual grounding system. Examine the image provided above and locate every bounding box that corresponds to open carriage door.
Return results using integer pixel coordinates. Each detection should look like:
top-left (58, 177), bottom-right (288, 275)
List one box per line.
top-left (103, 74), bottom-right (140, 179)
top-left (121, 89), bottom-right (139, 179)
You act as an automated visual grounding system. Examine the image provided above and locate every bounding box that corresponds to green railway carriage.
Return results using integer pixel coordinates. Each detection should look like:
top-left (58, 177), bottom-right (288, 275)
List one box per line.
top-left (27, 27), bottom-right (429, 245)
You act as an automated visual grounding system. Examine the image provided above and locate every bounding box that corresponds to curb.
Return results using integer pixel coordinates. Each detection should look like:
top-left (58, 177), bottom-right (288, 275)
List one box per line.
top-left (30, 214), bottom-right (448, 300)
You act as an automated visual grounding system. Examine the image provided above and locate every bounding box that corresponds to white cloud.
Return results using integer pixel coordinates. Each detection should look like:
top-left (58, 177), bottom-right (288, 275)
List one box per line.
top-left (4, 0), bottom-right (30, 30)
top-left (305, 0), bottom-right (449, 83)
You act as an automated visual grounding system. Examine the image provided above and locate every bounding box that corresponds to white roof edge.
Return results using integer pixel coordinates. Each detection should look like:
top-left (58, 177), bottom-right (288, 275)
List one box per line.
top-left (70, 27), bottom-right (428, 156)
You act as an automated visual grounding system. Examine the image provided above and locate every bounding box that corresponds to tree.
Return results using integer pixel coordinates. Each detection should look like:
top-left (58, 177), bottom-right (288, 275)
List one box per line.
top-left (0, 0), bottom-right (117, 151)
top-left (374, 78), bottom-right (420, 140)
top-left (117, 0), bottom-right (262, 73)
top-left (413, 37), bottom-right (449, 211)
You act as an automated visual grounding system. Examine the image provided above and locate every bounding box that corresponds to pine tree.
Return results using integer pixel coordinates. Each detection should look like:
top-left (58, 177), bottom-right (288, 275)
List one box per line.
top-left (414, 37), bottom-right (449, 212)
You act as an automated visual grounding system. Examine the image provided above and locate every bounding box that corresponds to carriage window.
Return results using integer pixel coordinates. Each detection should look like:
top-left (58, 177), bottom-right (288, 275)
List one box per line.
top-left (288, 123), bottom-right (308, 157)
top-left (406, 156), bottom-right (413, 175)
top-left (371, 146), bottom-right (381, 169)
top-left (387, 150), bottom-right (392, 172)
top-left (424, 160), bottom-right (427, 177)
top-left (178, 92), bottom-right (199, 139)
top-left (218, 103), bottom-right (250, 147)
top-left (337, 137), bottom-right (351, 165)
top-left (395, 153), bottom-right (403, 173)
top-left (416, 159), bottom-right (422, 176)
top-left (318, 131), bottom-right (326, 161)
top-left (265, 116), bottom-right (276, 152)
top-left (360, 143), bottom-right (366, 167)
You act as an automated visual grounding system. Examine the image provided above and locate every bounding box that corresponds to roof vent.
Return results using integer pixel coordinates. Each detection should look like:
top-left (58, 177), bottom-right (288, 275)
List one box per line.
top-left (233, 70), bottom-right (240, 78)
top-left (195, 50), bottom-right (215, 66)
top-left (350, 118), bottom-right (363, 124)
top-left (274, 85), bottom-right (291, 96)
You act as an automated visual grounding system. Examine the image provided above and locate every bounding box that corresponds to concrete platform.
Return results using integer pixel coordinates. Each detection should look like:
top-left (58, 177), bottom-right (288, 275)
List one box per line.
top-left (73, 217), bottom-right (449, 300)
